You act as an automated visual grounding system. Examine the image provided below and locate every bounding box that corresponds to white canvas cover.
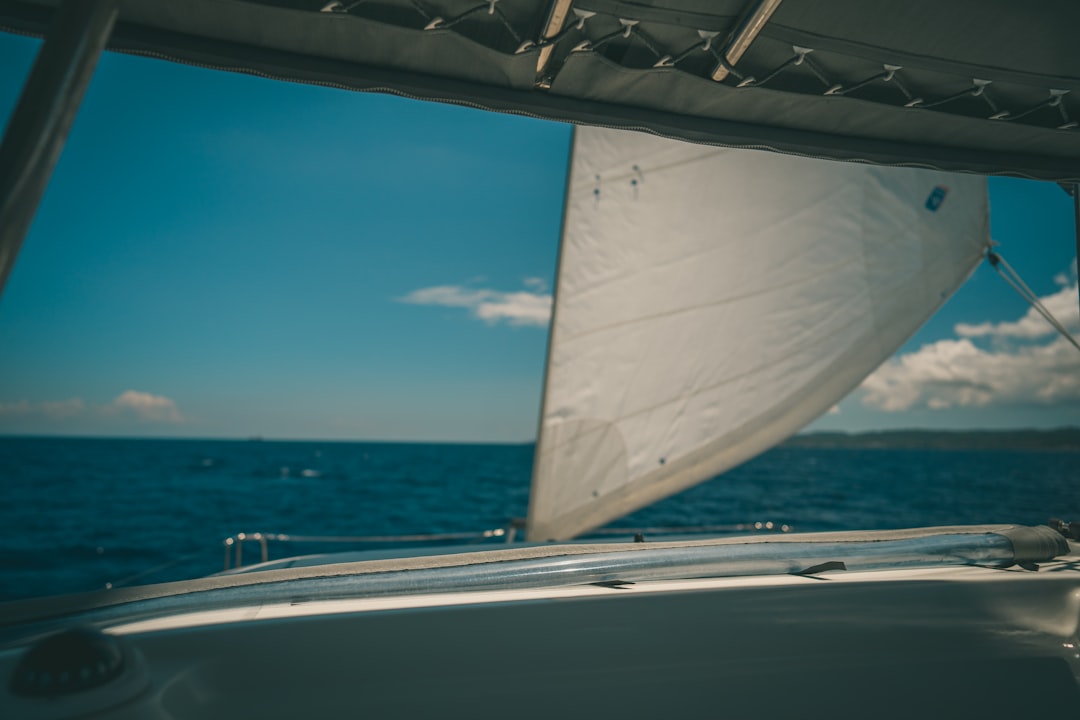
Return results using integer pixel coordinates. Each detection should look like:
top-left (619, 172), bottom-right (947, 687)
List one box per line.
top-left (527, 127), bottom-right (989, 541)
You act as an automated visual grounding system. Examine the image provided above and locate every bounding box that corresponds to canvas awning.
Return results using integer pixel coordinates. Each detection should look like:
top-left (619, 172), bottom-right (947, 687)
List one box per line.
top-left (2, 0), bottom-right (1079, 181)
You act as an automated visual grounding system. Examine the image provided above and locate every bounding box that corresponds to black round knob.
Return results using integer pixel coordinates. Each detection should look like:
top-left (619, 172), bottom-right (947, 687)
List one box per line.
top-left (10, 627), bottom-right (125, 697)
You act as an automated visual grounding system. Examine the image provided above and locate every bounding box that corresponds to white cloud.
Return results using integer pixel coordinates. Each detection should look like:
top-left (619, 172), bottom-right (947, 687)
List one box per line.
top-left (1, 391), bottom-right (185, 425)
top-left (399, 283), bottom-right (552, 327)
top-left (0, 398), bottom-right (84, 419)
top-left (41, 398), bottom-right (86, 419)
top-left (109, 390), bottom-right (184, 423)
top-left (0, 400), bottom-right (33, 417)
top-left (860, 270), bottom-right (1080, 412)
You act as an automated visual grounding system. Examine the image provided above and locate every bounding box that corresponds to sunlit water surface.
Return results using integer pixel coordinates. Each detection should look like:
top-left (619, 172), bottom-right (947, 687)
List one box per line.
top-left (1, 437), bottom-right (1077, 600)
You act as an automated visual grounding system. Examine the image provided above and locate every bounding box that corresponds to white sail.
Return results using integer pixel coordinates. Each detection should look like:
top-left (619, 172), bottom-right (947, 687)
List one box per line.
top-left (527, 127), bottom-right (989, 541)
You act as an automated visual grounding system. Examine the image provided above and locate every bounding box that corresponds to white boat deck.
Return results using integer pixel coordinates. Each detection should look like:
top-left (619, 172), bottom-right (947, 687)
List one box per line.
top-left (3, 541), bottom-right (1078, 719)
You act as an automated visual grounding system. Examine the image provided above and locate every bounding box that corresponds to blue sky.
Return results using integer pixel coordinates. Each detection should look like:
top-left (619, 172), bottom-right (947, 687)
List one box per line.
top-left (0, 32), bottom-right (1077, 441)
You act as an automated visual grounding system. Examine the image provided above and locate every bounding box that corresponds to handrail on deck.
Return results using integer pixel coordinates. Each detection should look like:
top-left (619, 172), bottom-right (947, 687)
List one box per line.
top-left (221, 527), bottom-right (516, 571)
top-left (220, 520), bottom-right (792, 571)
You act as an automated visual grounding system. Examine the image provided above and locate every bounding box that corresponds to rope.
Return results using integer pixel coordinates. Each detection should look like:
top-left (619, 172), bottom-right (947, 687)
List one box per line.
top-left (105, 549), bottom-right (207, 589)
top-left (987, 251), bottom-right (1080, 353)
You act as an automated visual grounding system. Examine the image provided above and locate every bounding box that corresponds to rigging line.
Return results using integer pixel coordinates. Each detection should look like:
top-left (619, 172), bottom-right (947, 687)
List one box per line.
top-left (991, 254), bottom-right (1075, 341)
top-left (994, 266), bottom-right (1074, 342)
top-left (987, 251), bottom-right (1080, 353)
top-left (106, 549), bottom-right (206, 589)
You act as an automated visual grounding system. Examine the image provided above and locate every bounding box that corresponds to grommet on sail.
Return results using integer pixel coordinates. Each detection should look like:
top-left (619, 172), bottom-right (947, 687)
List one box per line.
top-left (527, 127), bottom-right (989, 541)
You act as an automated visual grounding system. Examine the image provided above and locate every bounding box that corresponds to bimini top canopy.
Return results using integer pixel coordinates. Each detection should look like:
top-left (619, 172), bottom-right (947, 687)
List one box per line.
top-left (2, 0), bottom-right (1079, 181)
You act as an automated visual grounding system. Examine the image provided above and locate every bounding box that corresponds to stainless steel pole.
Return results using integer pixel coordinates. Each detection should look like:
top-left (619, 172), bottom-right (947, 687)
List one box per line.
top-left (1074, 183), bottom-right (1079, 317)
top-left (0, 0), bottom-right (118, 298)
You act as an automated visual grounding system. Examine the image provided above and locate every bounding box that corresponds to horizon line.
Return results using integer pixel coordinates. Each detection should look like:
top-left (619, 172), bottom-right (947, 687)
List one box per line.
top-left (1, 426), bottom-right (1079, 444)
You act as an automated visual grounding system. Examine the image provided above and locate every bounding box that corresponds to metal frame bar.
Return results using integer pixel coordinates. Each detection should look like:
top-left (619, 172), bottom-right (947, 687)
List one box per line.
top-left (0, 0), bottom-right (117, 298)
top-left (534, 0), bottom-right (573, 80)
top-left (712, 0), bottom-right (783, 82)
top-left (1075, 183), bottom-right (1079, 317)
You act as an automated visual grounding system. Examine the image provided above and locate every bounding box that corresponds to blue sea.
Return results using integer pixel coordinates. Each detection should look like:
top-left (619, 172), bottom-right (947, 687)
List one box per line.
top-left (1, 437), bottom-right (1078, 601)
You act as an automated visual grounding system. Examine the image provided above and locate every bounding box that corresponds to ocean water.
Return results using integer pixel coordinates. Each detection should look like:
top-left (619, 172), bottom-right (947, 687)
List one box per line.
top-left (1, 437), bottom-right (1078, 601)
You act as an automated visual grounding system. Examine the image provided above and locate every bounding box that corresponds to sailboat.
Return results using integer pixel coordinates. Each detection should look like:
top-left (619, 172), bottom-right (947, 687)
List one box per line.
top-left (1, 0), bottom-right (1078, 718)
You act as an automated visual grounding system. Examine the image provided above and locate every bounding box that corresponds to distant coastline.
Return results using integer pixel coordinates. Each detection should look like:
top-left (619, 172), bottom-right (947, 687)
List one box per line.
top-left (1, 430), bottom-right (1079, 450)
top-left (786, 428), bottom-right (1080, 451)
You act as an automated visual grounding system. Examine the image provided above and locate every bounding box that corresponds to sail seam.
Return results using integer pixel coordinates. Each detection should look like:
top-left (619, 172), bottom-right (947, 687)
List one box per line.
top-left (558, 254), bottom-right (864, 345)
top-left (557, 176), bottom-right (886, 313)
top-left (540, 303), bottom-right (876, 457)
top-left (593, 146), bottom-right (732, 183)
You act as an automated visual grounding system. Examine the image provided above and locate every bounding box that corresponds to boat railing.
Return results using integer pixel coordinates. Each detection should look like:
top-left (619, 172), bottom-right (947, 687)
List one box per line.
top-left (221, 528), bottom-right (515, 570)
top-left (220, 520), bottom-right (792, 571)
